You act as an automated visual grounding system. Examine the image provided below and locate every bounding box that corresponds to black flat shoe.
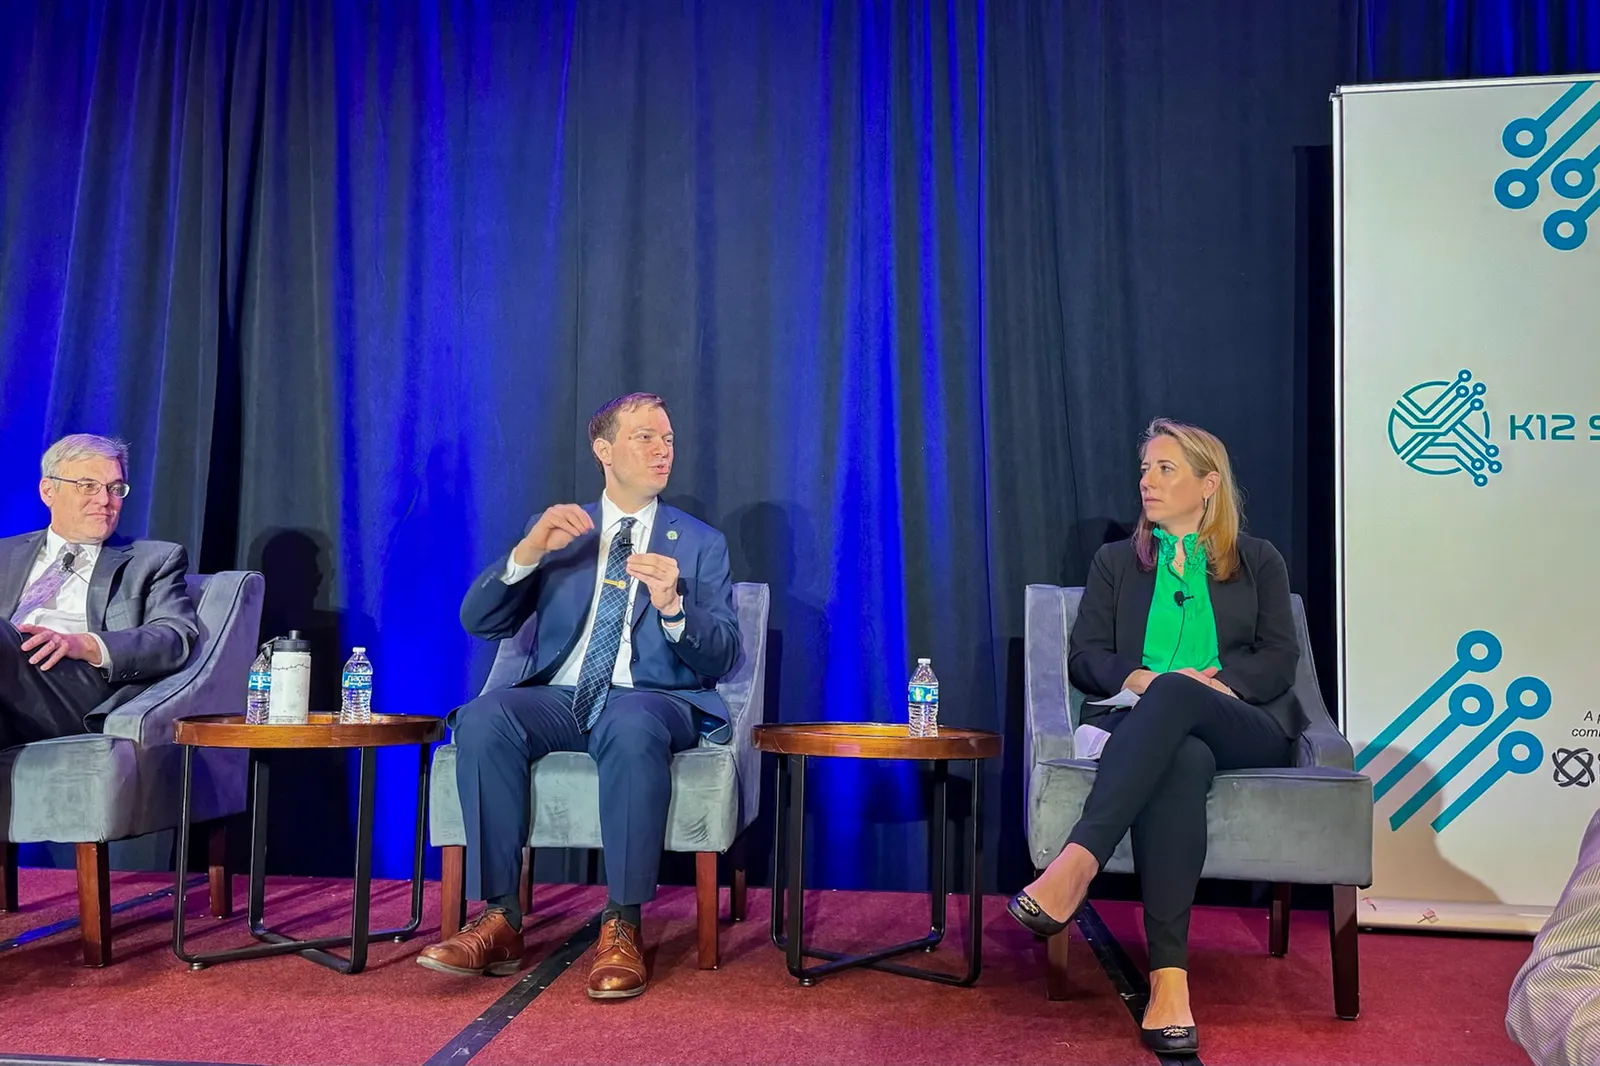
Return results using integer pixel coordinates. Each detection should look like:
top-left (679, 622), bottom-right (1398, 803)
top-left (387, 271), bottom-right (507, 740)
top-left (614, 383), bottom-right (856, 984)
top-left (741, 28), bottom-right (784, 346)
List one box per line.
top-left (1139, 1023), bottom-right (1199, 1056)
top-left (1006, 891), bottom-right (1073, 937)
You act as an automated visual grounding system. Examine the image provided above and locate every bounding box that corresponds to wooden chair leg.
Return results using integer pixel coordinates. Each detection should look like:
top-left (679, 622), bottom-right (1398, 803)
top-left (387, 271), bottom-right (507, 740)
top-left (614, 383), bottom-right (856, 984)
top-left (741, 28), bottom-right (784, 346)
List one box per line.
top-left (1330, 884), bottom-right (1360, 1020)
top-left (1, 842), bottom-right (17, 912)
top-left (1269, 883), bottom-right (1292, 957)
top-left (695, 851), bottom-right (718, 969)
top-left (208, 821), bottom-right (233, 919)
top-left (441, 845), bottom-right (466, 940)
top-left (518, 846), bottom-right (533, 919)
top-left (1046, 928), bottom-right (1071, 1000)
top-left (730, 862), bottom-right (747, 923)
top-left (75, 842), bottom-right (111, 967)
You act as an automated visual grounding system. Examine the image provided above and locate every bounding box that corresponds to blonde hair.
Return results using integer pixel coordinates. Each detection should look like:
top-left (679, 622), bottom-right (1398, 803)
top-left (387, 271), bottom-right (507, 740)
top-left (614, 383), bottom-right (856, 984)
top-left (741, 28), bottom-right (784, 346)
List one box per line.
top-left (1133, 418), bottom-right (1242, 581)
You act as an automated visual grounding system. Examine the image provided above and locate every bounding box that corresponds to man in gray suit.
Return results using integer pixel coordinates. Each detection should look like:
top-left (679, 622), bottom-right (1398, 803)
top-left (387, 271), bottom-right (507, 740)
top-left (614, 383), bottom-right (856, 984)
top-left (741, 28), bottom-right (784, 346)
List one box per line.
top-left (0, 434), bottom-right (197, 750)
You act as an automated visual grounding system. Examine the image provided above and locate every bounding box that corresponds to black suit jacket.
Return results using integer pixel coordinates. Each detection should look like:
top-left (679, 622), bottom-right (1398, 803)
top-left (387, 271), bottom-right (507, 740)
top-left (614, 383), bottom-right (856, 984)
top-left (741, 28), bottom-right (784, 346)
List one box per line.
top-left (1067, 534), bottom-right (1302, 738)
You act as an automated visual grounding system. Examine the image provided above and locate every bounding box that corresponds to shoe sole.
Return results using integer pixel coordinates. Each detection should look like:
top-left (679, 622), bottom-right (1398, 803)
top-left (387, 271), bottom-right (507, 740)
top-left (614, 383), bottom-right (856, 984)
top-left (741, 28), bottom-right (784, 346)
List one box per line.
top-left (415, 955), bottom-right (521, 977)
top-left (586, 984), bottom-right (646, 1000)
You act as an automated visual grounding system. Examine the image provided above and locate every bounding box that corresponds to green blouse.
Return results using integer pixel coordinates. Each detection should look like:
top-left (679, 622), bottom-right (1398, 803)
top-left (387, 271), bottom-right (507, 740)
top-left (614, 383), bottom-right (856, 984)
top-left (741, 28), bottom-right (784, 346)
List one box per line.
top-left (1142, 528), bottom-right (1221, 673)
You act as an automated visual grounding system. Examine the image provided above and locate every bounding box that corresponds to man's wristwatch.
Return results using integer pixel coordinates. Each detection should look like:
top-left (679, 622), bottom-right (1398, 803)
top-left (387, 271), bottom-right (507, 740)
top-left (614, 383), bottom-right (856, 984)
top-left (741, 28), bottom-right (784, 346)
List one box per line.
top-left (658, 603), bottom-right (686, 624)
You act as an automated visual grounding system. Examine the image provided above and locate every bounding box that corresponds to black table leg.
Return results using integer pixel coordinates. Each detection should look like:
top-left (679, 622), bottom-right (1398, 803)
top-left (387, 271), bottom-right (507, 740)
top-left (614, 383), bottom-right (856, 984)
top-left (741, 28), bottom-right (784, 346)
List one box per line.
top-left (172, 743), bottom-right (430, 974)
top-left (965, 758), bottom-right (983, 981)
top-left (401, 742), bottom-right (430, 937)
top-left (345, 746), bottom-right (376, 973)
top-left (246, 751), bottom-right (269, 934)
top-left (172, 745), bottom-right (197, 962)
top-left (785, 752), bottom-right (808, 980)
top-left (926, 760), bottom-right (948, 948)
top-left (769, 754), bottom-right (788, 950)
top-left (767, 755), bottom-right (984, 987)
top-left (400, 739), bottom-right (425, 928)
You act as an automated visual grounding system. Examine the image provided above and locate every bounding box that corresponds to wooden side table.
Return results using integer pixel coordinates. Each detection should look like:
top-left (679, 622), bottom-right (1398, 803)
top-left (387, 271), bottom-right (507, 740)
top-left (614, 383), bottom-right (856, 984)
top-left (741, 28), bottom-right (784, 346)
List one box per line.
top-left (752, 722), bottom-right (1002, 987)
top-left (171, 713), bottom-right (444, 974)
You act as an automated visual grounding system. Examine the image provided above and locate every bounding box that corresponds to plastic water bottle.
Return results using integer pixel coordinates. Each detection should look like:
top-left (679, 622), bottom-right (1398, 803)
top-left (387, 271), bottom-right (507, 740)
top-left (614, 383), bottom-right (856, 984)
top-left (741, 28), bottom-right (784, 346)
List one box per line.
top-left (245, 646), bottom-right (272, 725)
top-left (908, 658), bottom-right (939, 738)
top-left (339, 647), bottom-right (373, 725)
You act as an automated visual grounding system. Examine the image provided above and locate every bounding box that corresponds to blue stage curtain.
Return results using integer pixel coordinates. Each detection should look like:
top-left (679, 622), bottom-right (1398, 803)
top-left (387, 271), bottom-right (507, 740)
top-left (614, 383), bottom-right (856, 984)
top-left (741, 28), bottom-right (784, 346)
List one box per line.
top-left (3, 0), bottom-right (1598, 889)
top-left (1356, 0), bottom-right (1600, 81)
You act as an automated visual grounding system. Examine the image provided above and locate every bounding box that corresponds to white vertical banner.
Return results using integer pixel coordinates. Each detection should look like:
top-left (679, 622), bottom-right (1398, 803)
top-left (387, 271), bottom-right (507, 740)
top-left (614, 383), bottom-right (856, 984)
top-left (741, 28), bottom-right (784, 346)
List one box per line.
top-left (1336, 74), bottom-right (1600, 934)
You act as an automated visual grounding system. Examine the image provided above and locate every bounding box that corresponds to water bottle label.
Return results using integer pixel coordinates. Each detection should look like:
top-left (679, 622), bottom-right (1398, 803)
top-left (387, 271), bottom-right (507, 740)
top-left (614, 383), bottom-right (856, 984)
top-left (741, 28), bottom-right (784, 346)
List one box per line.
top-left (249, 672), bottom-right (271, 691)
top-left (342, 672), bottom-right (372, 690)
top-left (908, 684), bottom-right (938, 704)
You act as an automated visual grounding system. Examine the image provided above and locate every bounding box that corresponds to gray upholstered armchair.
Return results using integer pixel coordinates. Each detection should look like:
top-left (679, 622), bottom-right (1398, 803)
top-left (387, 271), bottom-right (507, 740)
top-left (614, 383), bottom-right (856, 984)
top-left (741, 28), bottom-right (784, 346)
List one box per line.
top-left (0, 571), bottom-right (263, 966)
top-left (1023, 584), bottom-right (1373, 1019)
top-left (430, 581), bottom-right (770, 969)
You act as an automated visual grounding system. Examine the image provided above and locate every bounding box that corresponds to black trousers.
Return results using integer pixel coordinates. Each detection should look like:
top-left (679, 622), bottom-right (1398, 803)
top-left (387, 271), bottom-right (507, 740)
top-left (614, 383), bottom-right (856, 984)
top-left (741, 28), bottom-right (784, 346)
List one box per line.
top-left (452, 684), bottom-right (699, 908)
top-left (0, 622), bottom-right (109, 750)
top-left (1067, 672), bottom-right (1291, 971)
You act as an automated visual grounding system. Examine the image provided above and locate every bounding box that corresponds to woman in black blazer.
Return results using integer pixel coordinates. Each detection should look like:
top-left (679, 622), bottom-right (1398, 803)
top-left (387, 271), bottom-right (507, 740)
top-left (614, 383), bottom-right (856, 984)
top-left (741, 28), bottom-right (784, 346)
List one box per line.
top-left (1008, 418), bottom-right (1299, 1056)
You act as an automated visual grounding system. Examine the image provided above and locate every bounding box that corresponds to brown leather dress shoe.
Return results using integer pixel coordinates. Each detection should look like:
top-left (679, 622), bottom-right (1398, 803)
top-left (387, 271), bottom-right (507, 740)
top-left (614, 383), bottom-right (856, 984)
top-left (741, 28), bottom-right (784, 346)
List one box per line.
top-left (416, 909), bottom-right (524, 977)
top-left (586, 917), bottom-right (647, 999)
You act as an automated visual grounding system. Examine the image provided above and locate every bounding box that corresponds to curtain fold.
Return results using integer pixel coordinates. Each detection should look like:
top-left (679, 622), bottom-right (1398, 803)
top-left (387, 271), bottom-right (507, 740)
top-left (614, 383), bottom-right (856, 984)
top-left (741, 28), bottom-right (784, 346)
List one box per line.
top-left (3, 0), bottom-right (1598, 885)
top-left (0, 0), bottom-right (243, 554)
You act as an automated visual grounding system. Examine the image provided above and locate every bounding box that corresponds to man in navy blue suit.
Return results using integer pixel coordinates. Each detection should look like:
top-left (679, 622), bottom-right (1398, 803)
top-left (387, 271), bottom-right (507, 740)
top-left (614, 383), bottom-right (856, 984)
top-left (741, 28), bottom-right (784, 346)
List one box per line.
top-left (418, 393), bottom-right (741, 1000)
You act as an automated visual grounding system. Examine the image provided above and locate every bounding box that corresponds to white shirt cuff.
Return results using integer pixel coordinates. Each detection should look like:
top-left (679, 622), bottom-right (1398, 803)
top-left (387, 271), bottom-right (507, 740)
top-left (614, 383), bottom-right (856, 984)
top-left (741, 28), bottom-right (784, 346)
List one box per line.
top-left (662, 616), bottom-right (686, 642)
top-left (90, 633), bottom-right (112, 674)
top-left (501, 557), bottom-right (539, 584)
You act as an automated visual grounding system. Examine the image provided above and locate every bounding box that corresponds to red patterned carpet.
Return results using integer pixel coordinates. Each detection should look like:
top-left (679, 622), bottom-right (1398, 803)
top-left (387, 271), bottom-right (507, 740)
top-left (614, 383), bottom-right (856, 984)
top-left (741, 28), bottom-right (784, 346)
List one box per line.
top-left (0, 869), bottom-right (1530, 1065)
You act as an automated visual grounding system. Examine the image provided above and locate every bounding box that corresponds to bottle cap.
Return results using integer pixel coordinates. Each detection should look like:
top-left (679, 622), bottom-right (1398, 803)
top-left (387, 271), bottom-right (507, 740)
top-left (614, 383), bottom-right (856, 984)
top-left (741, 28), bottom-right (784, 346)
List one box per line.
top-left (352, 647), bottom-right (366, 654)
top-left (917, 657), bottom-right (931, 664)
top-left (273, 630), bottom-right (311, 653)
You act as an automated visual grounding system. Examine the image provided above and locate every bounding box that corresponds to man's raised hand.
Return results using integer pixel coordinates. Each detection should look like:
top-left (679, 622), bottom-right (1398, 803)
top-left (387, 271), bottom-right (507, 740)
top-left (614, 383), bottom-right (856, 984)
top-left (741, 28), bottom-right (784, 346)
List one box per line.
top-left (512, 504), bottom-right (595, 567)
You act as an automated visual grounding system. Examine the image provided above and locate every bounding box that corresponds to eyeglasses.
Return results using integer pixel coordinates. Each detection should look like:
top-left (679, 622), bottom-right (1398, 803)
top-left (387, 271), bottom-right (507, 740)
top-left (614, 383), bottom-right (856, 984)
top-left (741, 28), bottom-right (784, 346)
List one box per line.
top-left (46, 476), bottom-right (131, 499)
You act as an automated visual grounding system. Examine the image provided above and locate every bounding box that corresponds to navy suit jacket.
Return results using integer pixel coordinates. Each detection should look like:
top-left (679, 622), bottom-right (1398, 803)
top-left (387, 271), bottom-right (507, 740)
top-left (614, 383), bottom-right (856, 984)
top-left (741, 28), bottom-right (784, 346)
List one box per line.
top-left (1067, 534), bottom-right (1302, 739)
top-left (460, 500), bottom-right (742, 742)
top-left (0, 530), bottom-right (199, 723)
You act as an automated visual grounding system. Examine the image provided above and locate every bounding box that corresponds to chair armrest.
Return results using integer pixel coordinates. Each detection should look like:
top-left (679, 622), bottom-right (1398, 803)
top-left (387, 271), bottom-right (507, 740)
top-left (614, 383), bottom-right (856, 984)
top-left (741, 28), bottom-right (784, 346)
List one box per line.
top-left (100, 571), bottom-right (265, 748)
top-left (1024, 585), bottom-right (1079, 765)
top-left (1287, 594), bottom-right (1355, 770)
top-left (720, 643), bottom-right (766, 745)
top-left (715, 583), bottom-right (770, 825)
top-left (1298, 713), bottom-right (1356, 770)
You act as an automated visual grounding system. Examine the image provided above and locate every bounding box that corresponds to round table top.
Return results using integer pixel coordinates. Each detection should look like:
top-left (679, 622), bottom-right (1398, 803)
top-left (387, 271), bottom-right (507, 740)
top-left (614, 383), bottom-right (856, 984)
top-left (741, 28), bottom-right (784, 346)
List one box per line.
top-left (751, 722), bottom-right (1001, 761)
top-left (174, 713), bottom-right (446, 750)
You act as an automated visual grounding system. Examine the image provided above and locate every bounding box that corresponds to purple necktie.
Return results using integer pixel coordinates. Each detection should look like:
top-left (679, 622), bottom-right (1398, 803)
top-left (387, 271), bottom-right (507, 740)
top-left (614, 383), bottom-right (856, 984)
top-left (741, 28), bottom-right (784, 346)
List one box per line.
top-left (11, 545), bottom-right (77, 625)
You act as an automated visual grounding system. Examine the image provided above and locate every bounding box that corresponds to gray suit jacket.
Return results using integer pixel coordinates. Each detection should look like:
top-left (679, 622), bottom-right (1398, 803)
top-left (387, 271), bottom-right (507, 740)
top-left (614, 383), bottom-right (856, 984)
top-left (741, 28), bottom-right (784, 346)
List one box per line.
top-left (0, 530), bottom-right (199, 723)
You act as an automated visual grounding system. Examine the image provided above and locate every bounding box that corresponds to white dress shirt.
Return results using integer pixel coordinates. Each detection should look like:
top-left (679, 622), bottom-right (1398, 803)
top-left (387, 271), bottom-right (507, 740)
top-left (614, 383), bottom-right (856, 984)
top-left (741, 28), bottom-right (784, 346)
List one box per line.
top-left (502, 495), bottom-right (684, 688)
top-left (19, 528), bottom-right (112, 671)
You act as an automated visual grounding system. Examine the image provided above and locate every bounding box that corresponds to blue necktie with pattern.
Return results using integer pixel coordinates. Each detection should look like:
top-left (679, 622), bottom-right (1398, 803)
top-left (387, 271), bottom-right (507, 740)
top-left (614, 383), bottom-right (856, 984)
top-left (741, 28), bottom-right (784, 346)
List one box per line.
top-left (571, 517), bottom-right (637, 731)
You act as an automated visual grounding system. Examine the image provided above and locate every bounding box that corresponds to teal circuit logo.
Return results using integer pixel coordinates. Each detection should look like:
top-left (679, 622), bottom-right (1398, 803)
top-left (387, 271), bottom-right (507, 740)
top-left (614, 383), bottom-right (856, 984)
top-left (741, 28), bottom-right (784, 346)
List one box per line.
top-left (1388, 370), bottom-right (1502, 486)
top-left (1495, 80), bottom-right (1600, 251)
top-left (1355, 630), bottom-right (1551, 833)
